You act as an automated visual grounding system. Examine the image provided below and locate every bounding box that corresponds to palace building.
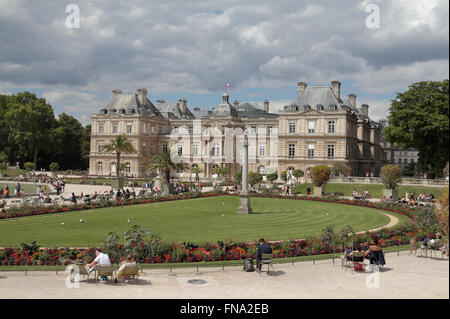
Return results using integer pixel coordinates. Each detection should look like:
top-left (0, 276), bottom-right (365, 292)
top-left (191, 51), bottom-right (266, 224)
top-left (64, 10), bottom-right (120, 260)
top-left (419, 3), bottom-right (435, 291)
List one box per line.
top-left (89, 81), bottom-right (383, 179)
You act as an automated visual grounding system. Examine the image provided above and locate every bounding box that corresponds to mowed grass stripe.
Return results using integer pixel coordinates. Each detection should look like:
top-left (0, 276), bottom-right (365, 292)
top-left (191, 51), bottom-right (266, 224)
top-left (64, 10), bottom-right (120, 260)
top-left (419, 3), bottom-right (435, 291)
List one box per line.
top-left (0, 196), bottom-right (409, 247)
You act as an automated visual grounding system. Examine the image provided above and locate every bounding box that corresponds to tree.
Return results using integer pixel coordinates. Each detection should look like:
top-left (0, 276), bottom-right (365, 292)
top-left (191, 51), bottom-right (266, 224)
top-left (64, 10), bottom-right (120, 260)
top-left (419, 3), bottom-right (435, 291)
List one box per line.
top-left (403, 162), bottom-right (417, 177)
top-left (52, 113), bottom-right (84, 170)
top-left (380, 165), bottom-right (402, 190)
top-left (331, 163), bottom-right (352, 177)
top-left (49, 162), bottom-right (60, 172)
top-left (292, 169), bottom-right (304, 183)
top-left (435, 188), bottom-right (449, 236)
top-left (146, 150), bottom-right (189, 185)
top-left (233, 171), bottom-right (242, 184)
top-left (24, 162), bottom-right (35, 172)
top-left (266, 172), bottom-right (278, 184)
top-left (5, 92), bottom-right (57, 169)
top-left (0, 163), bottom-right (6, 176)
top-left (384, 80), bottom-right (449, 177)
top-left (0, 152), bottom-right (7, 163)
top-left (211, 166), bottom-right (229, 180)
top-left (310, 165), bottom-right (331, 187)
top-left (280, 170), bottom-right (288, 182)
top-left (190, 166), bottom-right (203, 176)
top-left (248, 171), bottom-right (263, 186)
top-left (102, 135), bottom-right (137, 189)
top-left (80, 124), bottom-right (91, 170)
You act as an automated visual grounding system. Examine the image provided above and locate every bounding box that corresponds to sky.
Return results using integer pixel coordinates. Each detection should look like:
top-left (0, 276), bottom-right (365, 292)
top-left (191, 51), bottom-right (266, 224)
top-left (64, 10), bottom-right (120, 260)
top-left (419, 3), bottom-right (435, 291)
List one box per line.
top-left (0, 0), bottom-right (448, 125)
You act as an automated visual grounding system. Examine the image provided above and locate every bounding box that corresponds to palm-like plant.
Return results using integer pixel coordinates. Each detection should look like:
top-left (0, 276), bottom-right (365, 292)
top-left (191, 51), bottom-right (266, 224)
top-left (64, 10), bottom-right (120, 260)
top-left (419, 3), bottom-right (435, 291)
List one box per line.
top-left (102, 135), bottom-right (137, 189)
top-left (146, 150), bottom-right (189, 184)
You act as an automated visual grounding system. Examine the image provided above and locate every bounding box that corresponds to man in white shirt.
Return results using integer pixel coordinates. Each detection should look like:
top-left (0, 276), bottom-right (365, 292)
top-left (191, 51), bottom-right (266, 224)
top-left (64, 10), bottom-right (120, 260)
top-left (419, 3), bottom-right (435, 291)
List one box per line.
top-left (85, 249), bottom-right (111, 274)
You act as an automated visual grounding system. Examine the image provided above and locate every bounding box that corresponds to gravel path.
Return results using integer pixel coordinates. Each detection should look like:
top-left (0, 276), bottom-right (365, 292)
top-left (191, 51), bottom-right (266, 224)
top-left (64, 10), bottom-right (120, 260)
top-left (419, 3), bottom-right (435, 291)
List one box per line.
top-left (0, 251), bottom-right (448, 299)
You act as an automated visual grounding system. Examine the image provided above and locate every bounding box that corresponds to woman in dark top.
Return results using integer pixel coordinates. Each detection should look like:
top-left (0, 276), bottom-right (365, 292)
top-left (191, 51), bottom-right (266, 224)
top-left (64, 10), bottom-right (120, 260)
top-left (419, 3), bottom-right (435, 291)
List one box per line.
top-left (365, 238), bottom-right (385, 266)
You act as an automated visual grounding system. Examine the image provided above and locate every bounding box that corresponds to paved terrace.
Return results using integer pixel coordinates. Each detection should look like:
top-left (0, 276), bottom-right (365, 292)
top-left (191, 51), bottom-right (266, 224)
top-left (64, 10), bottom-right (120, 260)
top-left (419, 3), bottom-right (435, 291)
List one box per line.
top-left (0, 251), bottom-right (448, 299)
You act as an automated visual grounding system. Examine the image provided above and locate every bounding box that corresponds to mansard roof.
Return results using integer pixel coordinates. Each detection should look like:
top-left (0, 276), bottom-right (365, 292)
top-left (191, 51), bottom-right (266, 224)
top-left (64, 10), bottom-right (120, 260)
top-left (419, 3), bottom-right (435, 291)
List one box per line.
top-left (99, 89), bottom-right (163, 117)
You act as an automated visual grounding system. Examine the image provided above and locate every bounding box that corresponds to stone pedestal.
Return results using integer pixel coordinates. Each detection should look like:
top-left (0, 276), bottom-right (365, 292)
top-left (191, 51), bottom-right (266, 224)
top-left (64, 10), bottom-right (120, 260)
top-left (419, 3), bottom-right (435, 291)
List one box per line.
top-left (237, 193), bottom-right (252, 214)
top-left (313, 186), bottom-right (323, 197)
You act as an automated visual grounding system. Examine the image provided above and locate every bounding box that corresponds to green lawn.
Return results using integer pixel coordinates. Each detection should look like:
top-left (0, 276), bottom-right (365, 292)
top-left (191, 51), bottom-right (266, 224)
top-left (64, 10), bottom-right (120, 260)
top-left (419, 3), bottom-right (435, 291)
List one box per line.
top-left (293, 183), bottom-right (445, 198)
top-left (0, 196), bottom-right (411, 247)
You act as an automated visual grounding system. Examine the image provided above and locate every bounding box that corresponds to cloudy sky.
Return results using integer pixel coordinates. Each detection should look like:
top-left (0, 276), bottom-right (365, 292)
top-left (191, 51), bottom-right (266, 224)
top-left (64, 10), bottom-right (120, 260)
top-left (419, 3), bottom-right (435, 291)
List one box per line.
top-left (0, 0), bottom-right (448, 124)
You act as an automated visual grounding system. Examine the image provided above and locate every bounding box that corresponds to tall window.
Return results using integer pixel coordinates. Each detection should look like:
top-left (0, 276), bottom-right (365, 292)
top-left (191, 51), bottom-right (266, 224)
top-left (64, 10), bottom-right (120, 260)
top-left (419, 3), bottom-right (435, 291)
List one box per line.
top-left (150, 144), bottom-right (154, 155)
top-left (289, 122), bottom-right (296, 133)
top-left (259, 145), bottom-right (265, 156)
top-left (258, 166), bottom-right (265, 175)
top-left (98, 122), bottom-right (104, 134)
top-left (162, 144), bottom-right (168, 152)
top-left (97, 162), bottom-right (103, 172)
top-left (125, 162), bottom-right (131, 173)
top-left (143, 123), bottom-right (147, 133)
top-left (126, 123), bottom-right (132, 134)
top-left (173, 126), bottom-right (179, 134)
top-left (97, 141), bottom-right (103, 153)
top-left (327, 145), bottom-right (335, 158)
top-left (251, 125), bottom-right (257, 134)
top-left (212, 143), bottom-right (220, 156)
top-left (308, 144), bottom-right (315, 158)
top-left (178, 144), bottom-right (183, 156)
top-left (142, 143), bottom-right (146, 155)
top-left (308, 121), bottom-right (315, 133)
top-left (112, 122), bottom-right (118, 134)
top-left (151, 125), bottom-right (155, 135)
top-left (289, 144), bottom-right (295, 157)
top-left (189, 126), bottom-right (193, 134)
top-left (267, 126), bottom-right (273, 135)
top-left (193, 144), bottom-right (199, 156)
top-left (328, 121), bottom-right (335, 133)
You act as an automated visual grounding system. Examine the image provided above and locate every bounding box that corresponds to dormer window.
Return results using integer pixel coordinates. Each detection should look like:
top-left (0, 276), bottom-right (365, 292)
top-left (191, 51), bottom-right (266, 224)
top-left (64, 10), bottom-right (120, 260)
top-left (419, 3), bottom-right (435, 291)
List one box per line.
top-left (330, 105), bottom-right (338, 110)
top-left (316, 104), bottom-right (324, 111)
top-left (303, 105), bottom-right (311, 111)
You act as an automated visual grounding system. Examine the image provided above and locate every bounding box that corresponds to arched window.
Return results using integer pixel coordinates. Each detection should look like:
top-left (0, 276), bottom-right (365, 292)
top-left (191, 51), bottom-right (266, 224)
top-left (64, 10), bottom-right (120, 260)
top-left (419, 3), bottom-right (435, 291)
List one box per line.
top-left (126, 162), bottom-right (131, 173)
top-left (111, 162), bottom-right (116, 174)
top-left (97, 162), bottom-right (103, 172)
top-left (212, 164), bottom-right (219, 169)
top-left (192, 164), bottom-right (199, 169)
top-left (258, 166), bottom-right (265, 175)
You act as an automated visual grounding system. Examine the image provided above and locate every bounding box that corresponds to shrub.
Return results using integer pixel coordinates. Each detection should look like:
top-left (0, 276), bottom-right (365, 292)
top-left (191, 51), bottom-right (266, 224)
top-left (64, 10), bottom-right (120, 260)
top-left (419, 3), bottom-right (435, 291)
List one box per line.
top-left (292, 169), bottom-right (304, 182)
top-left (266, 172), bottom-right (278, 183)
top-left (49, 162), bottom-right (60, 172)
top-left (248, 172), bottom-right (263, 186)
top-left (381, 165), bottom-right (402, 189)
top-left (24, 162), bottom-right (35, 171)
top-left (331, 164), bottom-right (352, 177)
top-left (233, 171), bottom-right (242, 184)
top-left (435, 187), bottom-right (449, 236)
top-left (310, 165), bottom-right (331, 187)
top-left (280, 170), bottom-right (287, 182)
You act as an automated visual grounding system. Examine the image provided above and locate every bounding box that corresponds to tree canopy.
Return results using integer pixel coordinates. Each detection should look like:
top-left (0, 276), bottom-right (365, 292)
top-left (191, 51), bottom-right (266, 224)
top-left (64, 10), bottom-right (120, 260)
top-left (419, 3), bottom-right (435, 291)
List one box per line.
top-left (384, 80), bottom-right (449, 177)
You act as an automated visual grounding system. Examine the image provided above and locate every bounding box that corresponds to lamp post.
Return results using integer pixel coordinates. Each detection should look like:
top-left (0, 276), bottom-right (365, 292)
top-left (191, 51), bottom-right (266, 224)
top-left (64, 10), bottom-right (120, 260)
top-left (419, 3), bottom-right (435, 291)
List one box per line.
top-left (237, 134), bottom-right (252, 214)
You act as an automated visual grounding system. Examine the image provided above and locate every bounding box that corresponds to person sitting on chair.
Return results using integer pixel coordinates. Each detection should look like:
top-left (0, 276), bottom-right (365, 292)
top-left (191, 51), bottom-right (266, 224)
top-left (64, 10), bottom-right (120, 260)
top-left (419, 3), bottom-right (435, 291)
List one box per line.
top-left (256, 238), bottom-right (272, 271)
top-left (364, 238), bottom-right (385, 269)
top-left (85, 249), bottom-right (111, 280)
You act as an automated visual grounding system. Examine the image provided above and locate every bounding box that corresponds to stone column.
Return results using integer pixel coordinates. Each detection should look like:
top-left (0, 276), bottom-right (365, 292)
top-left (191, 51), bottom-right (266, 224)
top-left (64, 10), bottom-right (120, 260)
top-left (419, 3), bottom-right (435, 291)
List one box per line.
top-left (237, 134), bottom-right (252, 214)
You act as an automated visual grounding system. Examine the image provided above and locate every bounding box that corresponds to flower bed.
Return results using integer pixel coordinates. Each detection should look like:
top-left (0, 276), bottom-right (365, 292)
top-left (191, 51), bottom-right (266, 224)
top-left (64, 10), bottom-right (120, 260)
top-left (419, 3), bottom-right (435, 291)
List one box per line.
top-left (0, 192), bottom-right (441, 267)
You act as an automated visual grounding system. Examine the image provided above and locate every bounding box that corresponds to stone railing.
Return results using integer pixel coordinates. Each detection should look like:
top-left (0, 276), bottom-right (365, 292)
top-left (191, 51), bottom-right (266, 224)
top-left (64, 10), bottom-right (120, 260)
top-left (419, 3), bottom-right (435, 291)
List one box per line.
top-left (330, 176), bottom-right (448, 186)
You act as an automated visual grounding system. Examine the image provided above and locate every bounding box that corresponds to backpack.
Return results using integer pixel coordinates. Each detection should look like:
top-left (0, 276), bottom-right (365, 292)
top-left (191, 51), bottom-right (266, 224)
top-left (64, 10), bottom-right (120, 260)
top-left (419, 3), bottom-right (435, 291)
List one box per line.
top-left (243, 258), bottom-right (255, 272)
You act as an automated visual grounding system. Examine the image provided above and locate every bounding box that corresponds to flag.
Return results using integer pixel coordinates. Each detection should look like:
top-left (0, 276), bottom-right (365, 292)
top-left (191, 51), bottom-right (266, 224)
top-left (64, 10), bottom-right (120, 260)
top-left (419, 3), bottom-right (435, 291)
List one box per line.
top-left (226, 83), bottom-right (230, 89)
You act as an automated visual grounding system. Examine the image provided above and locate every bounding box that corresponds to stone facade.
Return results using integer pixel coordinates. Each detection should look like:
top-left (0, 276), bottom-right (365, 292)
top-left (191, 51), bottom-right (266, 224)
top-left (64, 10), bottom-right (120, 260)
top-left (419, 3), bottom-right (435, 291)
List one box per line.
top-left (89, 81), bottom-right (383, 179)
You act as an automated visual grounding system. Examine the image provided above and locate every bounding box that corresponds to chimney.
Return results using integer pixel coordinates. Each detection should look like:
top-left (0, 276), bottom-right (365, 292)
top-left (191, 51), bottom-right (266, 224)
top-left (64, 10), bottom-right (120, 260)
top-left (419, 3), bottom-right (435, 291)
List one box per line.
top-left (348, 93), bottom-right (356, 107)
top-left (178, 98), bottom-right (187, 113)
top-left (297, 82), bottom-right (307, 97)
top-left (137, 88), bottom-right (147, 96)
top-left (112, 89), bottom-right (122, 97)
top-left (264, 100), bottom-right (269, 113)
top-left (234, 100), bottom-right (239, 108)
top-left (361, 104), bottom-right (369, 116)
top-left (331, 81), bottom-right (341, 100)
